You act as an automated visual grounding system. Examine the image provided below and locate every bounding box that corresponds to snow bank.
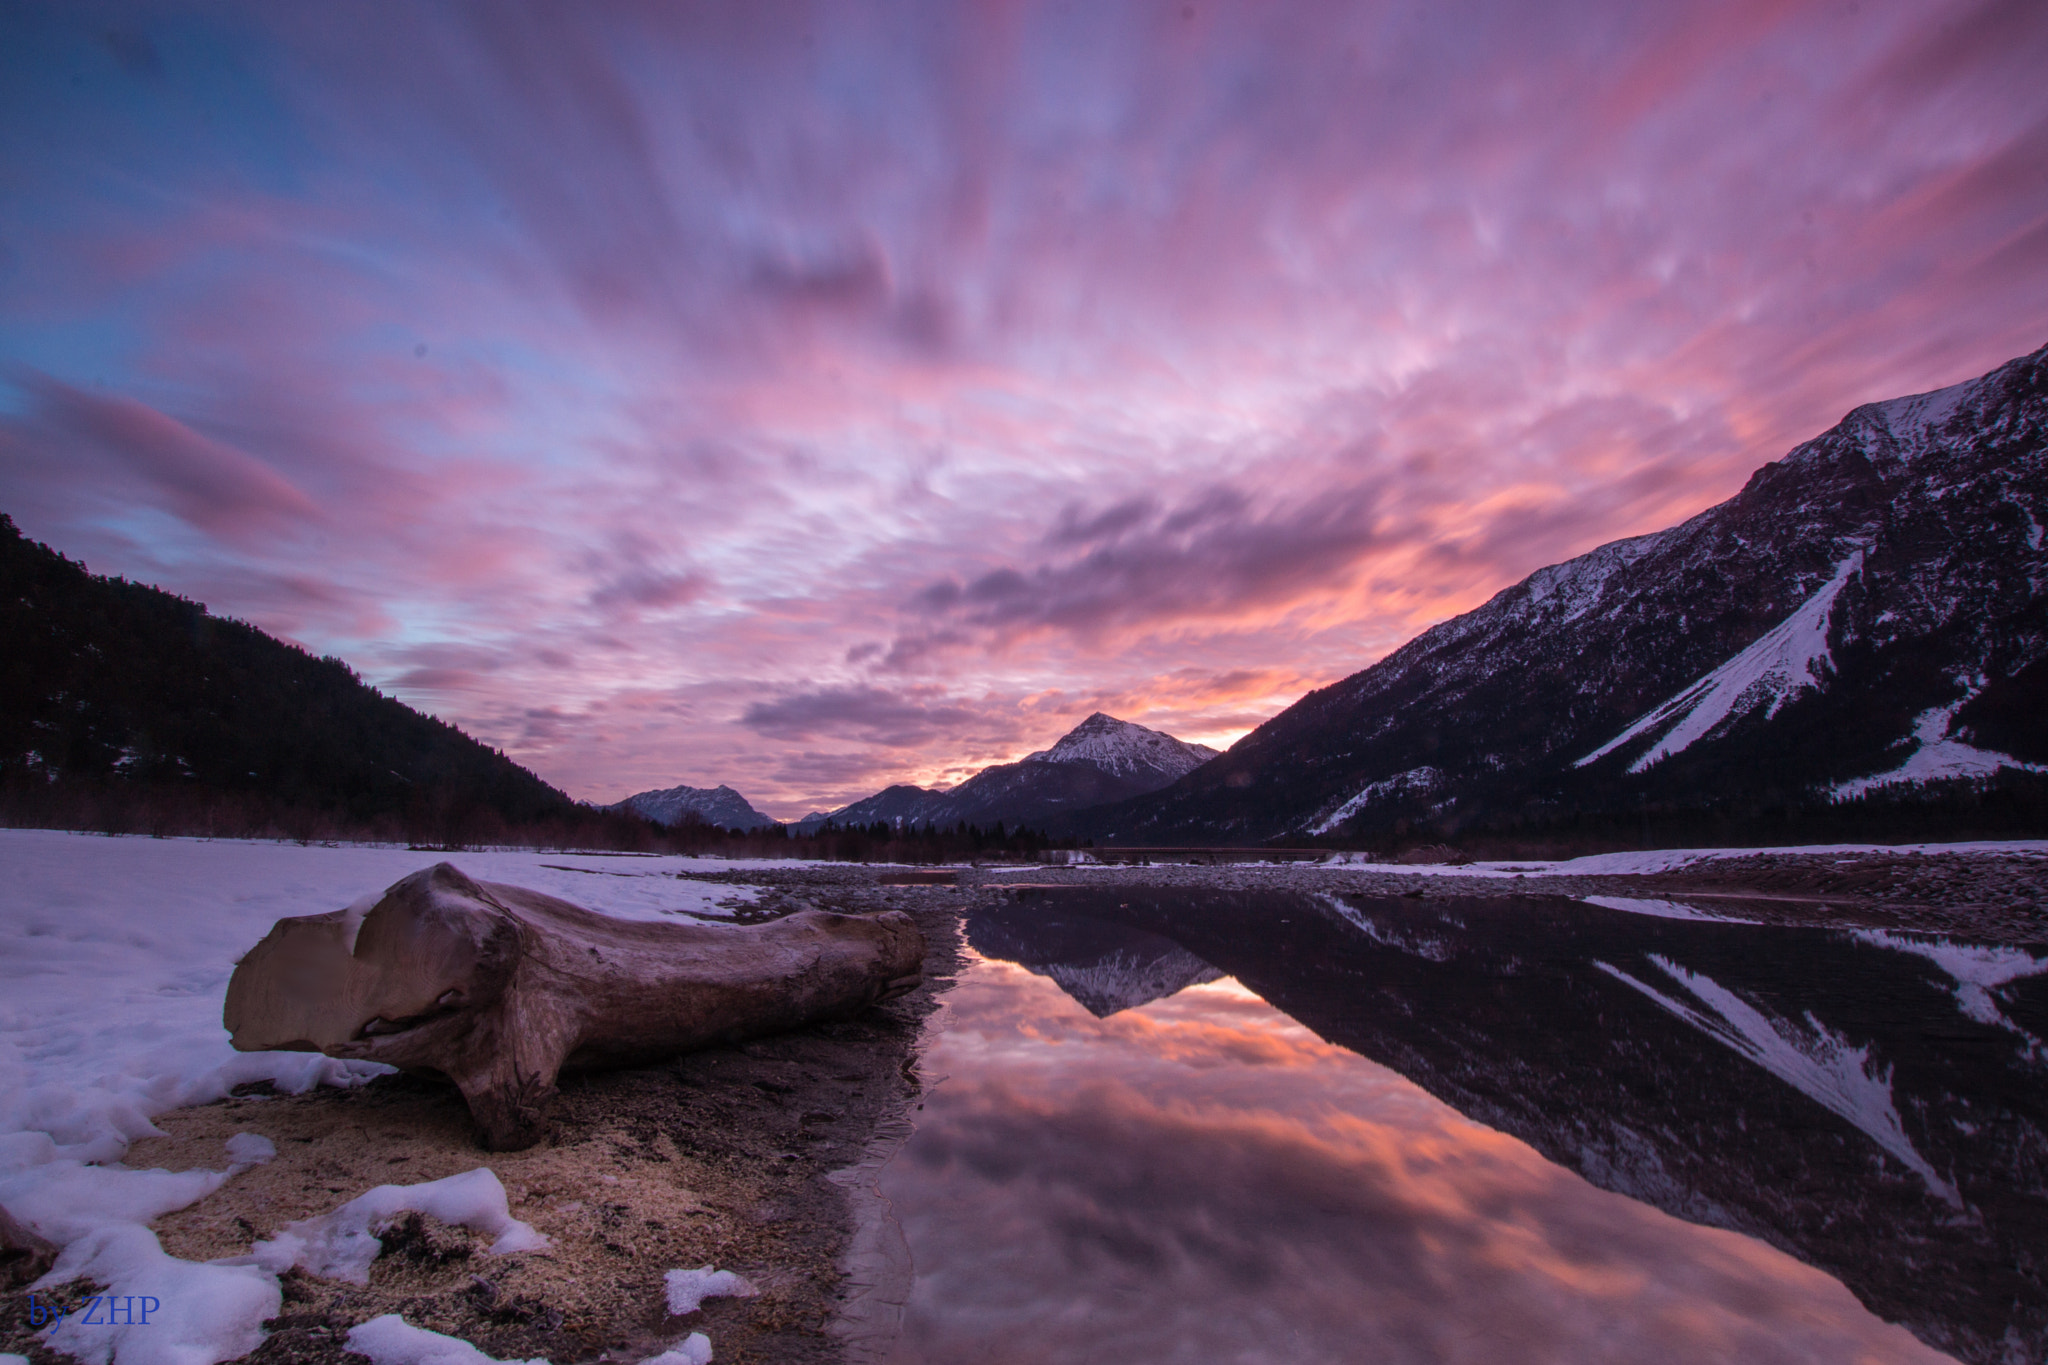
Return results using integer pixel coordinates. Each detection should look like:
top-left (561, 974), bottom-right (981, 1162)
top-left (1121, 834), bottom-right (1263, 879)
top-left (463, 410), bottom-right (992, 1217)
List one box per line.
top-left (0, 830), bottom-right (764, 1175)
top-left (35, 1223), bottom-right (282, 1365)
top-left (640, 1336), bottom-right (714, 1365)
top-left (344, 1314), bottom-right (548, 1365)
top-left (245, 1169), bottom-right (548, 1284)
top-left (0, 830), bottom-right (765, 1365)
top-left (664, 1265), bottom-right (756, 1316)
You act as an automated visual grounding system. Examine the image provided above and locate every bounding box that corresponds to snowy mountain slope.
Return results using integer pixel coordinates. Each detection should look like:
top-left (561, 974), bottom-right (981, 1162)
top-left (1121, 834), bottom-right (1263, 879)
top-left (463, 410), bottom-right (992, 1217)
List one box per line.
top-left (1021, 712), bottom-right (1219, 782)
top-left (611, 782), bottom-right (779, 830)
top-left (1575, 549), bottom-right (1866, 772)
top-left (804, 715), bottom-right (1218, 832)
top-left (1090, 343), bottom-right (2048, 845)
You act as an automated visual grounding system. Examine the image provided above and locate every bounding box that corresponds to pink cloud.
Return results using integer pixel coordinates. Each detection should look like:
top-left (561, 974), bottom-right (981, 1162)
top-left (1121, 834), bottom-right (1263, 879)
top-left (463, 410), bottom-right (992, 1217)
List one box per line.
top-left (3, 0), bottom-right (2044, 814)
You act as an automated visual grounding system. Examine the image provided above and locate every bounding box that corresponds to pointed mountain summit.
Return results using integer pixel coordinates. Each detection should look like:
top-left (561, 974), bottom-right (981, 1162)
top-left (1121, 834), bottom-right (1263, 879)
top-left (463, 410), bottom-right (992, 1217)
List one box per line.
top-left (1089, 343), bottom-right (2048, 847)
top-left (1023, 712), bottom-right (1220, 784)
top-left (803, 714), bottom-right (1218, 832)
top-left (610, 782), bottom-right (779, 831)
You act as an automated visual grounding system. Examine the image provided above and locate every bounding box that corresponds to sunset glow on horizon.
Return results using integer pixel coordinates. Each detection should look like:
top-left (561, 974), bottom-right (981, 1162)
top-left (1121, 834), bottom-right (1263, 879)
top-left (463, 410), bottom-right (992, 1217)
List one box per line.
top-left (3, 1), bottom-right (2045, 816)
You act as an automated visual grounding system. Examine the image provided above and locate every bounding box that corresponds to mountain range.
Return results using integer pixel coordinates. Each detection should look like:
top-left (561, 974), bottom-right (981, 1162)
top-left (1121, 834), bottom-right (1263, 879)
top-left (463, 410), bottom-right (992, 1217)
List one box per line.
top-left (1088, 342), bottom-right (2048, 846)
top-left (9, 343), bottom-right (2041, 851)
top-left (790, 712), bottom-right (1218, 832)
top-left (608, 782), bottom-right (780, 831)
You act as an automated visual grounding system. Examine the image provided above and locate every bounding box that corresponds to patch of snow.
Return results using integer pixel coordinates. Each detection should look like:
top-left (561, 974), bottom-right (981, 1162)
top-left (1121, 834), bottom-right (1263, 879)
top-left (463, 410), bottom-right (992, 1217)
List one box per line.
top-left (1867, 376), bottom-right (1974, 455)
top-left (243, 1169), bottom-right (548, 1285)
top-left (1596, 957), bottom-right (1958, 1206)
top-left (1831, 701), bottom-right (2046, 799)
top-left (343, 1314), bottom-right (548, 1365)
top-left (1306, 766), bottom-right (1442, 835)
top-left (34, 1222), bottom-right (282, 1365)
top-left (664, 1265), bottom-right (757, 1315)
top-left (1578, 551), bottom-right (1863, 772)
top-left (0, 831), bottom-right (781, 1365)
top-left (1509, 531), bottom-right (1669, 627)
top-left (641, 1336), bottom-right (715, 1365)
top-left (224, 1131), bottom-right (276, 1169)
top-left (1023, 713), bottom-right (1218, 780)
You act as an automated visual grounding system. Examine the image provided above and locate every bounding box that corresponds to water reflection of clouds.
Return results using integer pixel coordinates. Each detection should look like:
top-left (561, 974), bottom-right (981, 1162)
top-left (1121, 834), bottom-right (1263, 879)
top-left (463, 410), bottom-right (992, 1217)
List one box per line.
top-left (883, 960), bottom-right (1952, 1365)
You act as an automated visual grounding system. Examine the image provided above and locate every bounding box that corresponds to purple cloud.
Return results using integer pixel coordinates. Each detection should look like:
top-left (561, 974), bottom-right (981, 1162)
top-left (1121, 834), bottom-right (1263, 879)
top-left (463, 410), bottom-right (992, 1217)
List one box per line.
top-left (1, 0), bottom-right (2043, 815)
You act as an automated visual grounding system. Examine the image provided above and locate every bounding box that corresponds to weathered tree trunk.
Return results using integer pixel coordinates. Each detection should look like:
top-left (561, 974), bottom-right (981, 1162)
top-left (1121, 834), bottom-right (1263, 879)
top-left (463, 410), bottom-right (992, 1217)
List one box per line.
top-left (224, 863), bottom-right (925, 1149)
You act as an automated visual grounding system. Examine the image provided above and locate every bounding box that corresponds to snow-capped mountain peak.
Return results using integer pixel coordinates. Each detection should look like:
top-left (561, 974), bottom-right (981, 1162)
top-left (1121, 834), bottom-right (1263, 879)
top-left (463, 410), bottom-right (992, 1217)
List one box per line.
top-left (610, 782), bottom-right (778, 830)
top-left (1024, 713), bottom-right (1219, 781)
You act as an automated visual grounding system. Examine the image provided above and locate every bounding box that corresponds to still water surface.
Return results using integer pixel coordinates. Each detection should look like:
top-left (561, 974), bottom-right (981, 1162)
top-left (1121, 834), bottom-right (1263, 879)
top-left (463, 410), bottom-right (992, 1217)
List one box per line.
top-left (871, 890), bottom-right (2047, 1365)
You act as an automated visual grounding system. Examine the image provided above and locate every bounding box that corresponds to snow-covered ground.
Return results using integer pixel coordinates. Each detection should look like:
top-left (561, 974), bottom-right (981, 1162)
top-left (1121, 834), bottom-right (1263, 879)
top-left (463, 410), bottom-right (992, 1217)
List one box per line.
top-left (0, 829), bottom-right (789, 1365)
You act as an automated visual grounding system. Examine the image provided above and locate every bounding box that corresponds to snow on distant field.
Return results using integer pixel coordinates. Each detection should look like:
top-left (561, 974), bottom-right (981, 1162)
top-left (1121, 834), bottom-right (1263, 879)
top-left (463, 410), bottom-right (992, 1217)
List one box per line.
top-left (1316, 838), bottom-right (2048, 879)
top-left (0, 830), bottom-right (769, 1163)
top-left (0, 829), bottom-right (781, 1365)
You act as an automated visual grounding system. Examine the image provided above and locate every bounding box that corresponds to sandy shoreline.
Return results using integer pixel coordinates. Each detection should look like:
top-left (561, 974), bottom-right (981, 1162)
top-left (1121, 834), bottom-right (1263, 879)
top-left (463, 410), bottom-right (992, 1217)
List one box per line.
top-left (0, 887), bottom-right (969, 1365)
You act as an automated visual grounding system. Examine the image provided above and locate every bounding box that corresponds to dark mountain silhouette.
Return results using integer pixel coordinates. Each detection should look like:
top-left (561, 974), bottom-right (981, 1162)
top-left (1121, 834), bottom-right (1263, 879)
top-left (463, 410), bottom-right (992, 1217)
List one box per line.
top-left (0, 513), bottom-right (616, 844)
top-left (608, 782), bottom-right (778, 831)
top-left (798, 713), bottom-right (1216, 833)
top-left (1090, 344), bottom-right (2048, 847)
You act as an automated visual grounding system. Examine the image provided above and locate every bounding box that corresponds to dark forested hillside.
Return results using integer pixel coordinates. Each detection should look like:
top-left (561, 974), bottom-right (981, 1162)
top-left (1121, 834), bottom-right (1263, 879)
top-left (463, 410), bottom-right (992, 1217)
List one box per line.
top-left (0, 514), bottom-right (618, 844)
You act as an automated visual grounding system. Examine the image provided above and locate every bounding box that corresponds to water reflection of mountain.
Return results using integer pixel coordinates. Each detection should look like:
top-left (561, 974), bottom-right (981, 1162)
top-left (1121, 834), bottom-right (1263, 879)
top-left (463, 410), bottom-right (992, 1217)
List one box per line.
top-left (964, 908), bottom-right (1223, 1017)
top-left (970, 891), bottom-right (2048, 1365)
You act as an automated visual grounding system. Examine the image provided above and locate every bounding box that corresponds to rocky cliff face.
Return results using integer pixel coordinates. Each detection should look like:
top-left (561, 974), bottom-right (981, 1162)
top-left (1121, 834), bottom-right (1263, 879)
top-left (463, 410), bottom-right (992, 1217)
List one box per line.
top-left (1095, 344), bottom-right (2048, 844)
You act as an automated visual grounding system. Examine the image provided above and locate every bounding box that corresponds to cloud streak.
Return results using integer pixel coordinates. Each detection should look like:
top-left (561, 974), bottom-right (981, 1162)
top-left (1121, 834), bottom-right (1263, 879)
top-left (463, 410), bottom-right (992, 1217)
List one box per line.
top-left (1, 0), bottom-right (2044, 814)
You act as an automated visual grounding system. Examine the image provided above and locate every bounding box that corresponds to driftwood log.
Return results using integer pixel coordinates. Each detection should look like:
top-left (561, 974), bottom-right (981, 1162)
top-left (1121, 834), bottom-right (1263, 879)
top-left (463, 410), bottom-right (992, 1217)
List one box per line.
top-left (224, 863), bottom-right (925, 1149)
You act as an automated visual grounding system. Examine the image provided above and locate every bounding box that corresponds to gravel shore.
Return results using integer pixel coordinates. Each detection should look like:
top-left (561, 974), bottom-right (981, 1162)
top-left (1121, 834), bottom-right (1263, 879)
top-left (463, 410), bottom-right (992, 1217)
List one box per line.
top-left (703, 844), bottom-right (2048, 943)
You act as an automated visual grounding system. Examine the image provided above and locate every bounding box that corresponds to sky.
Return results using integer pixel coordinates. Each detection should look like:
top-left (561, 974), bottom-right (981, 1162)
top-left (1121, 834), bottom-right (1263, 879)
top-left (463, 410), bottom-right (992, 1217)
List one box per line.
top-left (2, 1), bottom-right (2045, 818)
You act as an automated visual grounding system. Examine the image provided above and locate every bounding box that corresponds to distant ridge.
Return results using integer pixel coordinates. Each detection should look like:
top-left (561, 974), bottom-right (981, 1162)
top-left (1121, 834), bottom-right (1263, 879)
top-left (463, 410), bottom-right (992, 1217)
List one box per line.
top-left (609, 782), bottom-right (779, 831)
top-left (798, 713), bottom-right (1218, 832)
